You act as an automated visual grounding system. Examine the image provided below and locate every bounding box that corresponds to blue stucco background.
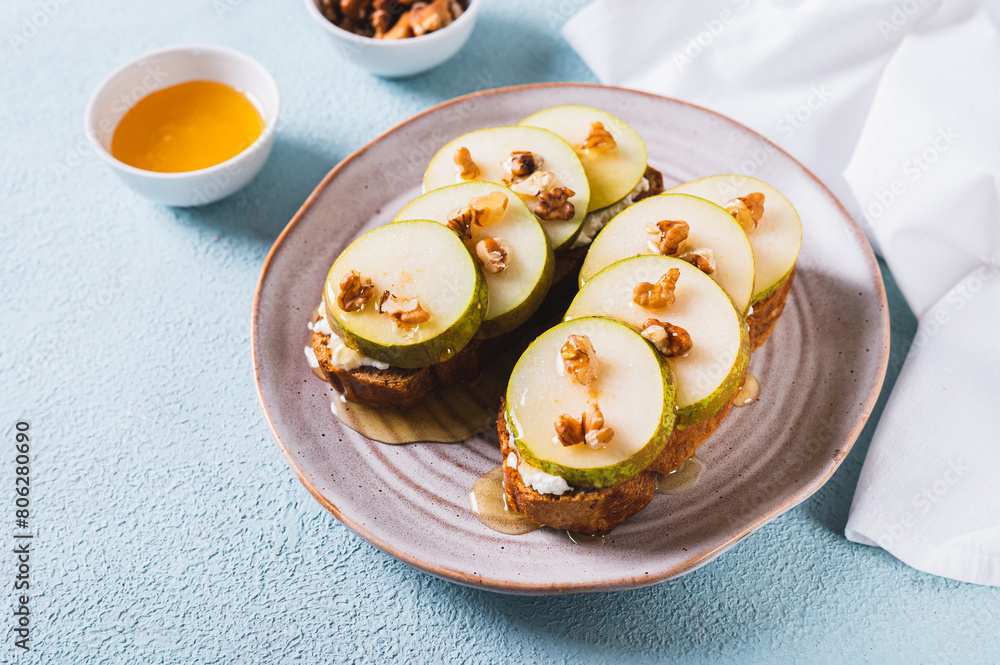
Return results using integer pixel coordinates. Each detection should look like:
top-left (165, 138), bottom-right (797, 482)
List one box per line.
top-left (2, 0), bottom-right (999, 662)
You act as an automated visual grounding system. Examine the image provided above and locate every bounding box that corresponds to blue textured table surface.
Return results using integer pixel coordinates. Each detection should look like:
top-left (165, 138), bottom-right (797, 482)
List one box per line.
top-left (3, 0), bottom-right (998, 662)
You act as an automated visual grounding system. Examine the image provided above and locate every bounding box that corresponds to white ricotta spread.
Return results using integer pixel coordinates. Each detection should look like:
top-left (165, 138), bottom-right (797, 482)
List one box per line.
top-left (304, 346), bottom-right (319, 369)
top-left (311, 304), bottom-right (390, 372)
top-left (518, 461), bottom-right (572, 496)
top-left (506, 452), bottom-right (517, 469)
top-left (570, 177), bottom-right (650, 249)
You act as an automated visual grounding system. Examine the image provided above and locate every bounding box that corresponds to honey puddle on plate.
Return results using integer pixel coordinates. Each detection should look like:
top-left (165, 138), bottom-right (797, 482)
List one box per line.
top-left (469, 464), bottom-right (540, 535)
top-left (734, 373), bottom-right (760, 407)
top-left (654, 456), bottom-right (705, 495)
top-left (329, 351), bottom-right (517, 444)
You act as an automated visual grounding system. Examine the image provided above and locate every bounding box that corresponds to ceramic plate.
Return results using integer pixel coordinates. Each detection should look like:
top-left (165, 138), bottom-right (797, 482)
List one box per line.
top-left (252, 84), bottom-right (889, 594)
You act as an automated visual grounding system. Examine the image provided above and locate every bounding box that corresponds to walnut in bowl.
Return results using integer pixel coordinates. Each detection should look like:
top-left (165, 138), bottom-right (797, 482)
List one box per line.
top-left (305, 0), bottom-right (480, 77)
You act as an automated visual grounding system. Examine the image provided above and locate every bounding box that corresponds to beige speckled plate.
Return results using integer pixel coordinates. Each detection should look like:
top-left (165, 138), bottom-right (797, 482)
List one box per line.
top-left (252, 84), bottom-right (889, 594)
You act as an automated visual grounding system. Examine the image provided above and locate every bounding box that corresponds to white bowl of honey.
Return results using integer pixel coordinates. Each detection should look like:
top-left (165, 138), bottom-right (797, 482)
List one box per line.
top-left (85, 44), bottom-right (280, 207)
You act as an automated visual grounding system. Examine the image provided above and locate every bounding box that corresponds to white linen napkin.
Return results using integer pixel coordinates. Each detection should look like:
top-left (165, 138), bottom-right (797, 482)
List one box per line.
top-left (563, 0), bottom-right (1000, 585)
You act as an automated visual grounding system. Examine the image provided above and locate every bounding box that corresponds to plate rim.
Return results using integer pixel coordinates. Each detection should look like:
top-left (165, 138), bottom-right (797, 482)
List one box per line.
top-left (251, 82), bottom-right (890, 594)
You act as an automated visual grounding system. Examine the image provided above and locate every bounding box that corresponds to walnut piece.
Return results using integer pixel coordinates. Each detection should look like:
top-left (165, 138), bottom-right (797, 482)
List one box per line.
top-left (377, 292), bottom-right (430, 327)
top-left (509, 170), bottom-right (556, 197)
top-left (371, 7), bottom-right (393, 35)
top-left (468, 191), bottom-right (508, 225)
top-left (475, 237), bottom-right (511, 273)
top-left (641, 318), bottom-right (693, 357)
top-left (446, 208), bottom-right (474, 239)
top-left (560, 334), bottom-right (599, 386)
top-left (446, 191), bottom-right (509, 238)
top-left (725, 192), bottom-right (765, 231)
top-left (411, 0), bottom-right (453, 36)
top-left (581, 121), bottom-right (617, 153)
top-left (645, 219), bottom-right (690, 256)
top-left (535, 187), bottom-right (576, 221)
top-left (676, 245), bottom-right (716, 275)
top-left (632, 268), bottom-right (680, 309)
top-left (391, 302), bottom-right (430, 327)
top-left (340, 0), bottom-right (371, 21)
top-left (554, 402), bottom-right (614, 449)
top-left (380, 11), bottom-right (413, 38)
top-left (337, 270), bottom-right (374, 312)
top-left (454, 147), bottom-right (480, 180)
top-left (504, 151), bottom-right (542, 179)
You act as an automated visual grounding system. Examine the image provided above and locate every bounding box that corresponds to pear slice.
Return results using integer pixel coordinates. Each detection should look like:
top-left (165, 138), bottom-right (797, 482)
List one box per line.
top-left (519, 105), bottom-right (647, 212)
top-left (505, 317), bottom-right (676, 490)
top-left (323, 220), bottom-right (487, 369)
top-left (565, 255), bottom-right (749, 428)
top-left (393, 182), bottom-right (554, 339)
top-left (423, 126), bottom-right (590, 251)
top-left (579, 193), bottom-right (755, 313)
top-left (668, 175), bottom-right (802, 303)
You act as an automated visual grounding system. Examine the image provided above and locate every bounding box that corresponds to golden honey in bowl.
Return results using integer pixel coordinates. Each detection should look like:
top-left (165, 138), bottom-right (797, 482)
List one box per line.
top-left (110, 80), bottom-right (264, 173)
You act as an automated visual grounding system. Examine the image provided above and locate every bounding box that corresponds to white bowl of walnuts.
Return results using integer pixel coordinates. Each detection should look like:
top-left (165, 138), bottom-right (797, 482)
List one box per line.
top-left (305, 0), bottom-right (480, 77)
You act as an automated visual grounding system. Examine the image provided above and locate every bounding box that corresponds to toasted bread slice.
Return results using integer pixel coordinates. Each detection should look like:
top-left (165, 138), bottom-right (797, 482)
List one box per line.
top-left (634, 165), bottom-right (664, 203)
top-left (312, 330), bottom-right (438, 409)
top-left (499, 377), bottom-right (737, 535)
top-left (498, 406), bottom-right (656, 536)
top-left (748, 267), bottom-right (795, 351)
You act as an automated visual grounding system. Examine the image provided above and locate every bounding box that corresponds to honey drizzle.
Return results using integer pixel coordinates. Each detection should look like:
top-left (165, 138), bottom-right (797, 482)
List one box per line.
top-left (734, 373), bottom-right (760, 407)
top-left (654, 455), bottom-right (705, 495)
top-left (469, 465), bottom-right (540, 535)
top-left (328, 352), bottom-right (515, 444)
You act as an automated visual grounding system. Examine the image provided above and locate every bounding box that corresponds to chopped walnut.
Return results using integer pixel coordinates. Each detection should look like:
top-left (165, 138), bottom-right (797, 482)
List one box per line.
top-left (371, 7), bottom-right (393, 36)
top-left (454, 147), bottom-right (480, 180)
top-left (475, 237), bottom-right (512, 273)
top-left (725, 192), bottom-right (765, 231)
top-left (554, 413), bottom-right (584, 446)
top-left (340, 0), bottom-right (371, 21)
top-left (446, 207), bottom-right (474, 239)
top-left (391, 302), bottom-right (430, 326)
top-left (411, 0), bottom-right (453, 36)
top-left (676, 246), bottom-right (716, 275)
top-left (645, 219), bottom-right (690, 256)
top-left (641, 318), bottom-right (693, 357)
top-left (469, 191), bottom-right (508, 225)
top-left (554, 402), bottom-right (614, 449)
top-left (535, 187), bottom-right (576, 221)
top-left (509, 170), bottom-right (556, 197)
top-left (378, 292), bottom-right (430, 327)
top-left (336, 270), bottom-right (374, 312)
top-left (560, 334), bottom-right (599, 386)
top-left (581, 121), bottom-right (617, 153)
top-left (632, 268), bottom-right (680, 309)
top-left (380, 11), bottom-right (413, 38)
top-left (504, 151), bottom-right (542, 179)
top-left (447, 191), bottom-right (509, 238)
